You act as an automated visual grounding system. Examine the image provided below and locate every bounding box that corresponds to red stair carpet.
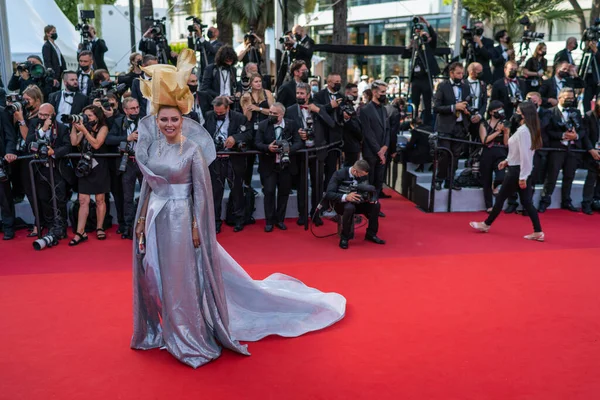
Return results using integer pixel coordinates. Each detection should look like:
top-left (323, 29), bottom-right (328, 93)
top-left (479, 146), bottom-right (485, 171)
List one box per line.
top-left (1, 191), bottom-right (599, 399)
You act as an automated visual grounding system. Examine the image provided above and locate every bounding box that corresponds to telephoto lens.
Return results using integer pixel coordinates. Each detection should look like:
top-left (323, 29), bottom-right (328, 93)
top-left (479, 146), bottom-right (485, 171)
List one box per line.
top-left (33, 234), bottom-right (59, 250)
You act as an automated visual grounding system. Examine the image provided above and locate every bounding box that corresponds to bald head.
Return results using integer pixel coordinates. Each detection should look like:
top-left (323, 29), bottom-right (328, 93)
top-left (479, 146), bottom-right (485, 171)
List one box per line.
top-left (467, 62), bottom-right (483, 79)
top-left (292, 25), bottom-right (305, 38)
top-left (39, 103), bottom-right (55, 116)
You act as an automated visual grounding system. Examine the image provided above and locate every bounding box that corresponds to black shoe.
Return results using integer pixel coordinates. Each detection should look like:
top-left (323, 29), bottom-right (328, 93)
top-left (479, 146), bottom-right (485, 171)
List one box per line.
top-left (313, 216), bottom-right (324, 226)
top-left (519, 209), bottom-right (529, 217)
top-left (444, 182), bottom-right (462, 191)
top-left (3, 231), bottom-right (14, 240)
top-left (582, 206), bottom-right (593, 215)
top-left (365, 235), bottom-right (386, 245)
top-left (561, 203), bottom-right (579, 212)
top-left (592, 200), bottom-right (600, 211)
top-left (435, 181), bottom-right (443, 191)
top-left (378, 211), bottom-right (386, 218)
top-left (216, 221), bottom-right (222, 234)
top-left (339, 239), bottom-right (349, 249)
top-left (297, 217), bottom-right (306, 226)
top-left (264, 224), bottom-right (274, 232)
top-left (504, 204), bottom-right (518, 214)
top-left (538, 203), bottom-right (548, 213)
top-left (233, 224), bottom-right (244, 232)
top-left (378, 191), bottom-right (392, 199)
top-left (276, 222), bottom-right (287, 231)
top-left (116, 225), bottom-right (125, 235)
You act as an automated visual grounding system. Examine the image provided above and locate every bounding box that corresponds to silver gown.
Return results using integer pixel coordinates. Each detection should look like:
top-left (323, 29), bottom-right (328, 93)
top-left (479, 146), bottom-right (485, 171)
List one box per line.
top-left (130, 116), bottom-right (346, 368)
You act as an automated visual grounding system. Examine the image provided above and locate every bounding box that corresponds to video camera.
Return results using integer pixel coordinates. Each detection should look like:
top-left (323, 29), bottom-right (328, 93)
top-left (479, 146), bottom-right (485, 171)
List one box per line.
top-left (75, 10), bottom-right (95, 46)
top-left (145, 16), bottom-right (167, 38)
top-left (186, 16), bottom-right (207, 34)
top-left (519, 16), bottom-right (545, 42)
top-left (338, 181), bottom-right (378, 203)
top-left (412, 17), bottom-right (426, 34)
top-left (583, 18), bottom-right (600, 42)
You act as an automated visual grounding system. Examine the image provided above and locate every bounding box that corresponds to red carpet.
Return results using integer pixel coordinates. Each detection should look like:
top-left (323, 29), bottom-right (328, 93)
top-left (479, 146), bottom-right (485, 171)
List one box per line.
top-left (1, 192), bottom-right (600, 399)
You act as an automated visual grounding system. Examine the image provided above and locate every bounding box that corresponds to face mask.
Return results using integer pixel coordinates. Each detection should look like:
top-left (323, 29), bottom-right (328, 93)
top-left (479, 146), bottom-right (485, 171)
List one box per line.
top-left (66, 84), bottom-right (79, 92)
top-left (492, 110), bottom-right (505, 119)
top-left (50, 33), bottom-right (58, 40)
top-left (207, 30), bottom-right (214, 39)
top-left (378, 94), bottom-right (387, 104)
top-left (215, 113), bottom-right (226, 121)
top-left (301, 71), bottom-right (309, 82)
top-left (188, 84), bottom-right (198, 93)
top-left (268, 115), bottom-right (279, 124)
top-left (294, 33), bottom-right (302, 41)
top-left (563, 99), bottom-right (574, 108)
top-left (508, 70), bottom-right (517, 79)
top-left (572, 42), bottom-right (578, 49)
top-left (332, 83), bottom-right (341, 92)
top-left (558, 71), bottom-right (569, 79)
top-left (510, 113), bottom-right (523, 125)
top-left (128, 113), bottom-right (139, 121)
top-left (540, 51), bottom-right (547, 57)
top-left (81, 65), bottom-right (91, 72)
top-left (311, 86), bottom-right (318, 94)
top-left (296, 98), bottom-right (306, 105)
top-left (505, 36), bottom-right (511, 43)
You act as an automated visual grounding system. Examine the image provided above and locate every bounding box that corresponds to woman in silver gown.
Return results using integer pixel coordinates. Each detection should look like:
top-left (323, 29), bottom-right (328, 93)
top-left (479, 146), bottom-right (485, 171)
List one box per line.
top-left (130, 51), bottom-right (346, 368)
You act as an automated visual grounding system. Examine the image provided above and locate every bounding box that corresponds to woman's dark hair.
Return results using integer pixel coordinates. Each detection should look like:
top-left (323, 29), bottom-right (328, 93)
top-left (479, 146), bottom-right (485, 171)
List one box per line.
top-left (82, 105), bottom-right (107, 130)
top-left (487, 100), bottom-right (504, 114)
top-left (215, 45), bottom-right (237, 67)
top-left (518, 101), bottom-right (542, 150)
top-left (494, 29), bottom-right (508, 43)
top-left (363, 89), bottom-right (373, 102)
top-left (43, 25), bottom-right (56, 41)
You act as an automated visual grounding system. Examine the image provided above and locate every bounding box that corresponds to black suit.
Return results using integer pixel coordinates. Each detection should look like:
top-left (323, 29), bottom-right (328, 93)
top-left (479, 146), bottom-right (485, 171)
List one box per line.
top-left (540, 106), bottom-right (586, 207)
top-left (25, 120), bottom-right (70, 235)
top-left (205, 111), bottom-right (251, 226)
top-left (491, 77), bottom-right (528, 119)
top-left (49, 91), bottom-right (90, 122)
top-left (433, 80), bottom-right (471, 183)
top-left (91, 39), bottom-right (109, 70)
top-left (539, 76), bottom-right (585, 108)
top-left (255, 118), bottom-right (302, 225)
top-left (130, 78), bottom-right (149, 119)
top-left (77, 70), bottom-right (94, 98)
top-left (554, 49), bottom-right (575, 66)
top-left (491, 45), bottom-right (511, 83)
top-left (582, 110), bottom-right (600, 207)
top-left (201, 64), bottom-right (237, 101)
top-left (465, 78), bottom-right (488, 140)
top-left (277, 79), bottom-right (298, 108)
top-left (138, 38), bottom-right (177, 64)
top-left (325, 167), bottom-right (381, 241)
top-left (313, 88), bottom-right (345, 188)
top-left (359, 101), bottom-right (390, 193)
top-left (42, 41), bottom-right (66, 80)
top-left (0, 107), bottom-right (17, 235)
top-left (188, 38), bottom-right (223, 73)
top-left (290, 36), bottom-right (315, 72)
top-left (462, 36), bottom-right (495, 84)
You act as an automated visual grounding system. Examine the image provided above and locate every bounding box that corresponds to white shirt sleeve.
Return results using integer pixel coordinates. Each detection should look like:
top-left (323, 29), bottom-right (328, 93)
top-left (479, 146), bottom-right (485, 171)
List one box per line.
top-left (341, 194), bottom-right (347, 202)
top-left (519, 128), bottom-right (534, 181)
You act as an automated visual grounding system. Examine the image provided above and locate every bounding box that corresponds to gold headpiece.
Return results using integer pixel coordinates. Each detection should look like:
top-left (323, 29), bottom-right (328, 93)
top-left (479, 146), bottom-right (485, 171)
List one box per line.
top-left (139, 49), bottom-right (196, 115)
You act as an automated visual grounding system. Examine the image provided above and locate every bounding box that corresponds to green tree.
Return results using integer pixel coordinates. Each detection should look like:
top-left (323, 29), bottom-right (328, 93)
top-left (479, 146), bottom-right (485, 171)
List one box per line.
top-left (54, 0), bottom-right (117, 37)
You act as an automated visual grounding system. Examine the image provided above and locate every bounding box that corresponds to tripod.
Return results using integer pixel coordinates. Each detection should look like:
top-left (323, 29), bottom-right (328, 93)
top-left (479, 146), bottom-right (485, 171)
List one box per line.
top-left (155, 37), bottom-right (170, 65)
top-left (464, 39), bottom-right (476, 66)
top-left (276, 49), bottom-right (292, 88)
top-left (406, 32), bottom-right (434, 121)
top-left (517, 40), bottom-right (533, 67)
top-left (190, 32), bottom-right (209, 76)
top-left (579, 48), bottom-right (600, 83)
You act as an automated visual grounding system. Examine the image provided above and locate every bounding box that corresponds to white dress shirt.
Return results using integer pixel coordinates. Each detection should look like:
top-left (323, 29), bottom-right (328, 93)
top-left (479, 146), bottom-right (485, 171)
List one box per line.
top-left (219, 68), bottom-right (231, 96)
top-left (507, 124), bottom-right (534, 180)
top-left (56, 91), bottom-right (75, 122)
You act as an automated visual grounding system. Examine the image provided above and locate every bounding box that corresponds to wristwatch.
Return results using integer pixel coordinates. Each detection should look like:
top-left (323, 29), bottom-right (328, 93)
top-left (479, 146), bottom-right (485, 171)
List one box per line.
top-left (18, 120), bottom-right (26, 126)
top-left (259, 107), bottom-right (263, 112)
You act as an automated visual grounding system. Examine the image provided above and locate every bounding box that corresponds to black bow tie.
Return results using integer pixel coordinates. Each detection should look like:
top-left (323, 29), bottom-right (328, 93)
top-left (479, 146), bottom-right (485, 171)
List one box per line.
top-left (452, 82), bottom-right (462, 87)
top-left (64, 92), bottom-right (74, 97)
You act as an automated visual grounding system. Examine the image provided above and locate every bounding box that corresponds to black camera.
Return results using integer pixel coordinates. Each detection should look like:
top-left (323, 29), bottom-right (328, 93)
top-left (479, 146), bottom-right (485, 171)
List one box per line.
top-left (61, 114), bottom-right (89, 125)
top-left (17, 61), bottom-right (47, 79)
top-left (279, 32), bottom-right (294, 48)
top-left (30, 138), bottom-right (50, 158)
top-left (583, 18), bottom-right (600, 42)
top-left (558, 108), bottom-right (581, 132)
top-left (338, 181), bottom-right (377, 203)
top-left (145, 16), bottom-right (167, 38)
top-left (339, 95), bottom-right (357, 117)
top-left (0, 159), bottom-right (8, 183)
top-left (305, 117), bottom-right (315, 148)
top-left (75, 10), bottom-right (95, 46)
top-left (412, 17), bottom-right (426, 33)
top-left (275, 139), bottom-right (291, 166)
top-left (522, 30), bottom-right (545, 42)
top-left (118, 141), bottom-right (134, 173)
top-left (7, 97), bottom-right (29, 115)
top-left (186, 16), bottom-right (207, 34)
top-left (244, 27), bottom-right (258, 46)
top-left (75, 152), bottom-right (94, 178)
top-left (462, 26), bottom-right (484, 41)
top-left (33, 233), bottom-right (59, 251)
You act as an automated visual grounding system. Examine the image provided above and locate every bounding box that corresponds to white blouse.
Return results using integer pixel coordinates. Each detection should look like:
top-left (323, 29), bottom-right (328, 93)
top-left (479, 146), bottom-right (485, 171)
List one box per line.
top-left (507, 124), bottom-right (535, 180)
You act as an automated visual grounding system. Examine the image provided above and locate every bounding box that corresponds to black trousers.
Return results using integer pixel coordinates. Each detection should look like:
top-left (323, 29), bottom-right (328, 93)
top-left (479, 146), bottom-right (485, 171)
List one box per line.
top-left (479, 146), bottom-right (507, 209)
top-left (437, 128), bottom-right (466, 183)
top-left (297, 156), bottom-right (323, 218)
top-left (0, 178), bottom-right (15, 233)
top-left (210, 157), bottom-right (245, 225)
top-left (244, 154), bottom-right (256, 187)
top-left (121, 159), bottom-right (143, 230)
top-left (411, 76), bottom-right (433, 124)
top-left (33, 164), bottom-right (68, 235)
top-left (582, 156), bottom-right (600, 206)
top-left (261, 166), bottom-right (292, 225)
top-left (108, 159), bottom-right (124, 228)
top-left (17, 157), bottom-right (37, 224)
top-left (344, 151), bottom-right (360, 168)
top-left (324, 148), bottom-right (341, 193)
top-left (334, 200), bottom-right (380, 241)
top-left (540, 150), bottom-right (580, 206)
top-left (485, 166), bottom-right (542, 233)
top-left (365, 156), bottom-right (386, 195)
top-left (583, 81), bottom-right (597, 114)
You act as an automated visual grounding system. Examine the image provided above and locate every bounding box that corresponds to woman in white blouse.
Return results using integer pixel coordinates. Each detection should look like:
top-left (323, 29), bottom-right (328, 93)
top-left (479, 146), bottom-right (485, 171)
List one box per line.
top-left (470, 101), bottom-right (545, 241)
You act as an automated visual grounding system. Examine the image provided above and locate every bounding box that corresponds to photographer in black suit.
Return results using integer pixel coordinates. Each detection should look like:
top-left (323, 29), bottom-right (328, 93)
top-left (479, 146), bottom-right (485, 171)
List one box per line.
top-left (540, 61), bottom-right (584, 109)
top-left (76, 51), bottom-right (94, 97)
top-left (201, 46), bottom-right (238, 102)
top-left (582, 98), bottom-right (600, 214)
top-left (205, 96), bottom-right (251, 233)
top-left (325, 160), bottom-right (385, 249)
top-left (433, 62), bottom-right (471, 191)
top-left (491, 61), bottom-right (527, 119)
top-left (25, 103), bottom-right (70, 238)
top-left (139, 27), bottom-right (178, 65)
top-left (8, 56), bottom-right (56, 100)
top-left (342, 83), bottom-right (363, 167)
top-left (402, 16), bottom-right (438, 125)
top-left (491, 30), bottom-right (514, 83)
top-left (284, 82), bottom-right (335, 225)
top-left (462, 20), bottom-right (494, 85)
top-left (255, 103), bottom-right (302, 232)
top-left (78, 26), bottom-right (108, 71)
top-left (290, 25), bottom-right (315, 72)
top-left (359, 80), bottom-right (390, 197)
top-left (188, 25), bottom-right (222, 73)
top-left (49, 71), bottom-right (90, 123)
top-left (465, 62), bottom-right (488, 141)
top-left (276, 60), bottom-right (309, 108)
top-left (538, 88), bottom-right (586, 213)
top-left (0, 105), bottom-right (18, 240)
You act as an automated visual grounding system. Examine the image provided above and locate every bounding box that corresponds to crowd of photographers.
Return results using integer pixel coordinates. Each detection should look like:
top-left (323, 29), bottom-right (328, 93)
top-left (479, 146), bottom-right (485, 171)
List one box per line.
top-left (2, 15), bottom-right (600, 249)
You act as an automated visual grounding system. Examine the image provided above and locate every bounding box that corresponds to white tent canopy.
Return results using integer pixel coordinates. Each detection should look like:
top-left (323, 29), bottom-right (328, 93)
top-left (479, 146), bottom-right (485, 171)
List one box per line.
top-left (6, 0), bottom-right (114, 72)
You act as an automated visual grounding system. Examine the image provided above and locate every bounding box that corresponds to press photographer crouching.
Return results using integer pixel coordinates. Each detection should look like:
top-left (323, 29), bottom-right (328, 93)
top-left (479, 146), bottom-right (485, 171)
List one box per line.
top-left (25, 103), bottom-right (70, 240)
top-left (479, 100), bottom-right (509, 212)
top-left (69, 105), bottom-right (110, 245)
top-left (205, 96), bottom-right (251, 233)
top-left (325, 160), bottom-right (385, 250)
top-left (106, 97), bottom-right (142, 239)
top-left (255, 103), bottom-right (301, 232)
